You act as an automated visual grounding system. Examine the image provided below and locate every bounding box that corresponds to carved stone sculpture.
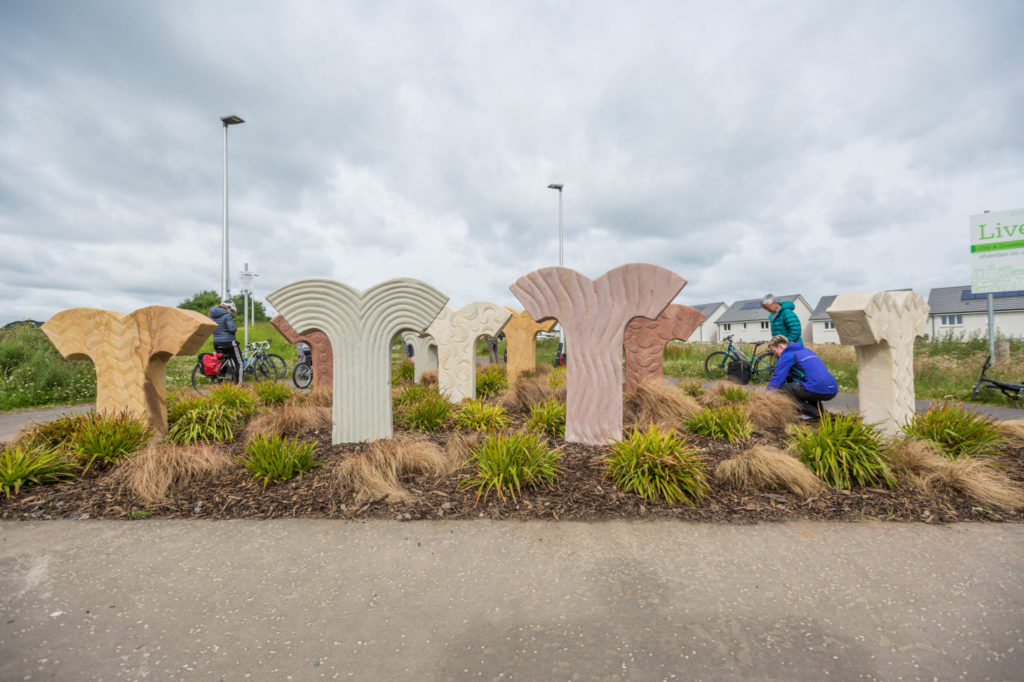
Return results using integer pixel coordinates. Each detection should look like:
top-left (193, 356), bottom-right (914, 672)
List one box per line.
top-left (623, 303), bottom-right (704, 393)
top-left (401, 332), bottom-right (438, 383)
top-left (426, 303), bottom-right (512, 402)
top-left (42, 306), bottom-right (215, 433)
top-left (267, 278), bottom-right (448, 443)
top-left (511, 264), bottom-right (686, 444)
top-left (271, 315), bottom-right (333, 388)
top-left (503, 308), bottom-right (557, 380)
top-left (826, 290), bottom-right (930, 434)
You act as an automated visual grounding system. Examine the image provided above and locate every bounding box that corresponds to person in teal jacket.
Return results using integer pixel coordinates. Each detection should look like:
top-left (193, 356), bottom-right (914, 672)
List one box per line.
top-left (761, 294), bottom-right (802, 344)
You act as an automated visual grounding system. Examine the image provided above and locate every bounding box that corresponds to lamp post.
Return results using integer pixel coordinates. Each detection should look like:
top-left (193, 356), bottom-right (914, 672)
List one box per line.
top-left (547, 183), bottom-right (565, 358)
top-left (221, 115), bottom-right (245, 301)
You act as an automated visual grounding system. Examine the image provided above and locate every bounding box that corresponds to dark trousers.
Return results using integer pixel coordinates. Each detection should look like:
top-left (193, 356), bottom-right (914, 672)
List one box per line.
top-left (781, 382), bottom-right (836, 418)
top-left (214, 341), bottom-right (244, 385)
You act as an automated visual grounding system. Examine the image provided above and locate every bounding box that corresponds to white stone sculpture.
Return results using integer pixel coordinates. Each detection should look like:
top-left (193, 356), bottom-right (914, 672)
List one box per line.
top-left (426, 303), bottom-right (512, 402)
top-left (826, 290), bottom-right (930, 435)
top-left (267, 278), bottom-right (448, 443)
top-left (401, 331), bottom-right (438, 383)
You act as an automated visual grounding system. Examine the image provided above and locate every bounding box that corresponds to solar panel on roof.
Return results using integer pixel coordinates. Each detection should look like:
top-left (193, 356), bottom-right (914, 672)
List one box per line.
top-left (961, 289), bottom-right (1024, 301)
top-left (741, 301), bottom-right (762, 310)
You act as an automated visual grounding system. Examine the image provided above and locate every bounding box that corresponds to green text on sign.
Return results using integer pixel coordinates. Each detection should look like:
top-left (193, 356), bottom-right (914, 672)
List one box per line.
top-left (971, 239), bottom-right (1024, 254)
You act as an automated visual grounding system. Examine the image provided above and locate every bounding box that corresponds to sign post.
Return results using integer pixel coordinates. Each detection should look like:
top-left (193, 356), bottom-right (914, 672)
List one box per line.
top-left (240, 264), bottom-right (257, 348)
top-left (970, 208), bottom-right (1024, 357)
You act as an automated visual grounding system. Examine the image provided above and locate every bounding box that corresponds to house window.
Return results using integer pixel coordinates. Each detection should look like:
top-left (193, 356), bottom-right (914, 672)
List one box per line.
top-left (940, 315), bottom-right (963, 326)
top-left (742, 323), bottom-right (747, 329)
top-left (824, 321), bottom-right (834, 330)
top-left (722, 324), bottom-right (731, 331)
top-left (760, 321), bottom-right (769, 330)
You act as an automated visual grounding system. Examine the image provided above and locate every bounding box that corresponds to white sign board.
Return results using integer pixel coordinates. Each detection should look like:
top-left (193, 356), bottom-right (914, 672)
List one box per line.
top-left (240, 271), bottom-right (254, 290)
top-left (970, 208), bottom-right (1024, 293)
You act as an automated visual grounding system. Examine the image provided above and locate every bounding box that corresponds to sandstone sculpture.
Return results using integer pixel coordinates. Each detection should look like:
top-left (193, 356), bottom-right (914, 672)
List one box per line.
top-left (401, 331), bottom-right (438, 383)
top-left (426, 303), bottom-right (512, 402)
top-left (271, 315), bottom-right (333, 388)
top-left (511, 264), bottom-right (686, 444)
top-left (267, 278), bottom-right (448, 443)
top-left (42, 306), bottom-right (215, 433)
top-left (503, 308), bottom-right (558, 380)
top-left (826, 290), bottom-right (930, 435)
top-left (623, 303), bottom-right (705, 393)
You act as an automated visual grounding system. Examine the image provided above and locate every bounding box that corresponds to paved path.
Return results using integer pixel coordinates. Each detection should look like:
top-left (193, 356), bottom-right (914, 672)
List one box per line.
top-left (0, 403), bottom-right (93, 442)
top-left (1, 520), bottom-right (1022, 681)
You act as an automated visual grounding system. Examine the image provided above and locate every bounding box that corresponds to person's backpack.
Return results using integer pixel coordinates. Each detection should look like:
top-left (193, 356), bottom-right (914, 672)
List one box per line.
top-left (200, 352), bottom-right (223, 377)
top-left (727, 359), bottom-right (751, 385)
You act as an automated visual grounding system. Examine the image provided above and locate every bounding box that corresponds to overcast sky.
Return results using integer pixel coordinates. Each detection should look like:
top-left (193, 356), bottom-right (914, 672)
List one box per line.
top-left (1, 0), bottom-right (1022, 324)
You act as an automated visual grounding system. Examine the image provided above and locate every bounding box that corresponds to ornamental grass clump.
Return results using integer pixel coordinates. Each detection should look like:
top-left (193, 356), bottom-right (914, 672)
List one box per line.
top-left (392, 360), bottom-right (415, 385)
top-left (114, 444), bottom-right (234, 505)
top-left (788, 413), bottom-right (896, 489)
top-left (244, 405), bottom-right (332, 442)
top-left (252, 380), bottom-right (293, 407)
top-left (997, 420), bottom-right (1024, 447)
top-left (901, 403), bottom-right (1007, 459)
top-left (334, 435), bottom-right (466, 504)
top-left (699, 380), bottom-right (749, 406)
top-left (527, 398), bottom-right (566, 439)
top-left (166, 391), bottom-right (210, 424)
top-left (623, 379), bottom-right (701, 431)
top-left (398, 391), bottom-right (452, 432)
top-left (0, 443), bottom-right (76, 498)
top-left (745, 390), bottom-right (800, 430)
top-left (393, 383), bottom-right (434, 410)
top-left (16, 412), bottom-right (90, 451)
top-left (208, 383), bottom-right (259, 421)
top-left (679, 379), bottom-right (705, 398)
top-left (70, 411), bottom-right (153, 472)
top-left (166, 403), bottom-right (240, 445)
top-left (475, 363), bottom-right (508, 399)
top-left (461, 431), bottom-right (561, 502)
top-left (454, 399), bottom-right (510, 432)
top-left (606, 426), bottom-right (710, 505)
top-left (715, 445), bottom-right (824, 499)
top-left (684, 404), bottom-right (753, 444)
top-left (500, 373), bottom-right (559, 411)
top-left (239, 434), bottom-right (319, 486)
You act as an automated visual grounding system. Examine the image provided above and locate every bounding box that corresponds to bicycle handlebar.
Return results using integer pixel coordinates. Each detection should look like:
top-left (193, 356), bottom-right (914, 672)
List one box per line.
top-left (245, 340), bottom-right (271, 350)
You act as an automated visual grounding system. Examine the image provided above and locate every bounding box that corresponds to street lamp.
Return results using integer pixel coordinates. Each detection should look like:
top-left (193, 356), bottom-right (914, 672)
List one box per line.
top-left (221, 115), bottom-right (245, 301)
top-left (547, 183), bottom-right (565, 362)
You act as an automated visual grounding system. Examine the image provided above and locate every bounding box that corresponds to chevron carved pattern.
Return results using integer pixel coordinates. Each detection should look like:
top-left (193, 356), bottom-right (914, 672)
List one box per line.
top-left (827, 290), bottom-right (929, 435)
top-left (271, 315), bottom-right (333, 388)
top-left (511, 264), bottom-right (686, 444)
top-left (503, 308), bottom-right (557, 380)
top-left (426, 303), bottom-right (512, 402)
top-left (42, 306), bottom-right (215, 433)
top-left (401, 332), bottom-right (438, 383)
top-left (267, 278), bottom-right (448, 444)
top-left (623, 303), bottom-right (703, 393)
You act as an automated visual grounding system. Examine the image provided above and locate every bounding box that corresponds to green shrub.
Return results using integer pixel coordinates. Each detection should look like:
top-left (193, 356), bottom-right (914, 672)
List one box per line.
top-left (392, 360), bottom-right (415, 385)
top-left (0, 326), bottom-right (96, 410)
top-left (239, 434), bottom-right (319, 485)
top-left (166, 393), bottom-right (211, 424)
top-left (0, 443), bottom-right (76, 497)
top-left (606, 426), bottom-right (710, 505)
top-left (548, 367), bottom-right (566, 389)
top-left (461, 431), bottom-right (561, 502)
top-left (788, 413), bottom-right (896, 489)
top-left (399, 392), bottom-right (452, 432)
top-left (166, 403), bottom-right (240, 445)
top-left (901, 402), bottom-right (1006, 459)
top-left (679, 379), bottom-right (705, 398)
top-left (685, 404), bottom-right (753, 444)
top-left (208, 383), bottom-right (259, 420)
top-left (252, 381), bottom-right (293, 407)
top-left (454, 399), bottom-right (510, 431)
top-left (527, 399), bottom-right (566, 438)
top-left (719, 386), bottom-right (748, 403)
top-left (393, 383), bottom-right (433, 410)
top-left (476, 364), bottom-right (508, 398)
top-left (17, 413), bottom-right (91, 450)
top-left (70, 412), bottom-right (152, 472)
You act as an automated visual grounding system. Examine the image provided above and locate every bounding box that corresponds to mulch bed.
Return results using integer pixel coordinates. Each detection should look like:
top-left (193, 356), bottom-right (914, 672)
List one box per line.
top-left (3, 415), bottom-right (1022, 524)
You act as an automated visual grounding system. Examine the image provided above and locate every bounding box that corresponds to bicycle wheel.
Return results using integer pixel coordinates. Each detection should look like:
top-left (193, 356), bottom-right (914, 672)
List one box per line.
top-left (191, 362), bottom-right (219, 391)
top-left (752, 351), bottom-right (777, 383)
top-left (704, 351), bottom-right (730, 381)
top-left (252, 356), bottom-right (278, 382)
top-left (293, 362), bottom-right (313, 389)
top-left (266, 353), bottom-right (288, 379)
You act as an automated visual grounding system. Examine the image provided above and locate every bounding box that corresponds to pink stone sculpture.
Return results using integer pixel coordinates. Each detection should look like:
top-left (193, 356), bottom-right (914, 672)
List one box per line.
top-left (267, 278), bottom-right (448, 443)
top-left (271, 315), bottom-right (333, 388)
top-left (42, 306), bottom-right (215, 433)
top-left (426, 303), bottom-right (512, 402)
top-left (510, 264), bottom-right (686, 444)
top-left (503, 308), bottom-right (558, 380)
top-left (623, 303), bottom-right (704, 393)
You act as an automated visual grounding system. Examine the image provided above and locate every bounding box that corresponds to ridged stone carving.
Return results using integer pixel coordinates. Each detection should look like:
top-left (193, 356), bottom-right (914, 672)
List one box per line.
top-left (503, 308), bottom-right (557, 380)
top-left (827, 290), bottom-right (930, 435)
top-left (271, 315), bottom-right (333, 388)
top-left (42, 306), bottom-right (215, 434)
top-left (426, 303), bottom-right (512, 402)
top-left (401, 332), bottom-right (438, 383)
top-left (623, 303), bottom-right (704, 393)
top-left (267, 278), bottom-right (448, 443)
top-left (511, 264), bottom-right (686, 444)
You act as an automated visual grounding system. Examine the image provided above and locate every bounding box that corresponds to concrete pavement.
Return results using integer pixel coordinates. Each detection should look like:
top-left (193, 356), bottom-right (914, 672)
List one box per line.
top-left (1, 520), bottom-right (1022, 681)
top-left (0, 403), bottom-right (93, 443)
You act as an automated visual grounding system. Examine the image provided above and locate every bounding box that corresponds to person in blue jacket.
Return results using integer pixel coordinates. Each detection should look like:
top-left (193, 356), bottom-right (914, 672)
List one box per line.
top-left (766, 335), bottom-right (837, 418)
top-left (209, 300), bottom-right (244, 385)
top-left (761, 294), bottom-right (802, 344)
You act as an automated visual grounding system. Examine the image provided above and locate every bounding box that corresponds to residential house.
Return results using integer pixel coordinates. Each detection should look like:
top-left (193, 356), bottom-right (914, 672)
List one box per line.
top-left (715, 295), bottom-right (813, 344)
top-left (684, 302), bottom-right (728, 343)
top-left (809, 295), bottom-right (839, 343)
top-left (926, 285), bottom-right (1024, 339)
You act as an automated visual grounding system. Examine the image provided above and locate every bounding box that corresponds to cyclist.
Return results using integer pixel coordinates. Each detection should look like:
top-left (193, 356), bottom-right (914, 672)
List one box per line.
top-left (766, 335), bottom-right (837, 419)
top-left (209, 299), bottom-right (244, 385)
top-left (761, 294), bottom-right (802, 344)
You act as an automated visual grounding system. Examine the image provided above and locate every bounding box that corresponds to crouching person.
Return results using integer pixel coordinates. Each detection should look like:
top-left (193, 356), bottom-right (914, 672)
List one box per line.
top-left (766, 335), bottom-right (837, 419)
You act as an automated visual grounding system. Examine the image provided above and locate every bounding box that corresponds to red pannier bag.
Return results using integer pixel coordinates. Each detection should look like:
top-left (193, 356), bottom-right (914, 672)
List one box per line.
top-left (201, 352), bottom-right (223, 377)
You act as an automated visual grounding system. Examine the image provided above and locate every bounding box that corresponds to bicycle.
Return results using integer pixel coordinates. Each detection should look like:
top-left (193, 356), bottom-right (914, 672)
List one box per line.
top-left (293, 360), bottom-right (313, 389)
top-left (190, 341), bottom-right (286, 390)
top-left (971, 355), bottom-right (1023, 401)
top-left (703, 335), bottom-right (776, 383)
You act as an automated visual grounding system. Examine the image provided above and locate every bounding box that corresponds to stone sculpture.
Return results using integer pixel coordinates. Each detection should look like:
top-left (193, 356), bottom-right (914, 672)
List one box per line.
top-left (826, 290), bottom-right (930, 435)
top-left (42, 306), bottom-right (215, 433)
top-left (270, 315), bottom-right (333, 388)
top-left (503, 308), bottom-right (558, 380)
top-left (511, 264), bottom-right (686, 444)
top-left (426, 303), bottom-right (512, 402)
top-left (623, 303), bottom-right (705, 393)
top-left (401, 331), bottom-right (438, 383)
top-left (267, 278), bottom-right (448, 443)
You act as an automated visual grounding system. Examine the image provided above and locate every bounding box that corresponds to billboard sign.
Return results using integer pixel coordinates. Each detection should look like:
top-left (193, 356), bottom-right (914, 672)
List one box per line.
top-left (970, 208), bottom-right (1024, 293)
